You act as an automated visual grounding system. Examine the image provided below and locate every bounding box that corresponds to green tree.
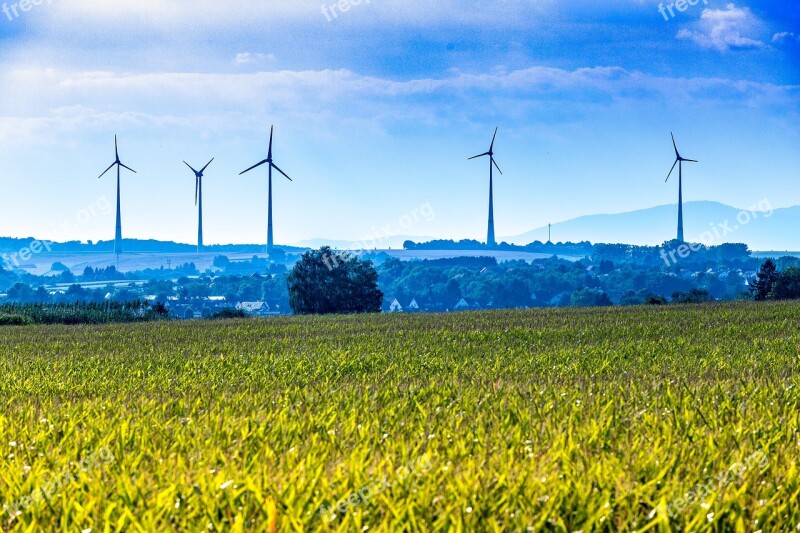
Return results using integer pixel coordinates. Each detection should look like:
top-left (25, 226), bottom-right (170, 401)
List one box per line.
top-left (179, 282), bottom-right (210, 299)
top-left (51, 262), bottom-right (70, 272)
top-left (444, 279), bottom-right (462, 307)
top-left (7, 282), bottom-right (34, 302)
top-left (212, 256), bottom-right (230, 269)
top-left (65, 284), bottom-right (88, 300)
top-left (671, 288), bottom-right (712, 304)
top-left (771, 266), bottom-right (800, 300)
top-left (236, 281), bottom-right (260, 302)
top-left (619, 290), bottom-right (641, 306)
top-left (287, 247), bottom-right (383, 315)
top-left (570, 288), bottom-right (613, 307)
top-left (644, 294), bottom-right (668, 305)
top-left (212, 307), bottom-right (247, 319)
top-left (496, 279), bottom-right (532, 308)
top-left (750, 259), bottom-right (779, 301)
top-left (598, 260), bottom-right (615, 274)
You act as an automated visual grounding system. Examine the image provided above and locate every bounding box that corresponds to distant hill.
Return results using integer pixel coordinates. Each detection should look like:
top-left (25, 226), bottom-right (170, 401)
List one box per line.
top-left (0, 238), bottom-right (307, 254)
top-left (294, 236), bottom-right (436, 251)
top-left (503, 201), bottom-right (800, 251)
top-left (4, 201), bottom-right (796, 255)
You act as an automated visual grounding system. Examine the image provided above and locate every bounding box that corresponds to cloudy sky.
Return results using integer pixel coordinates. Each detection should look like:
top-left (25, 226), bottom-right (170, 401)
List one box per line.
top-left (0, 0), bottom-right (798, 246)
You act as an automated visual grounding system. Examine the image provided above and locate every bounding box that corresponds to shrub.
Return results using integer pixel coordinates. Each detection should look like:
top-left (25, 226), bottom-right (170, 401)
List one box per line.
top-left (570, 288), bottom-right (613, 307)
top-left (671, 288), bottom-right (712, 304)
top-left (644, 294), bottom-right (668, 305)
top-left (211, 308), bottom-right (247, 319)
top-left (0, 314), bottom-right (33, 326)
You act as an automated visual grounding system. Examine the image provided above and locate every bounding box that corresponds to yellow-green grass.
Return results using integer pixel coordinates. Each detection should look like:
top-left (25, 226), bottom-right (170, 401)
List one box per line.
top-left (0, 302), bottom-right (798, 531)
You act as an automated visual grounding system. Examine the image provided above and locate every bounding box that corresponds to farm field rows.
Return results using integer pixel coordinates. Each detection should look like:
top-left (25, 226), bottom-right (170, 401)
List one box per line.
top-left (0, 302), bottom-right (799, 531)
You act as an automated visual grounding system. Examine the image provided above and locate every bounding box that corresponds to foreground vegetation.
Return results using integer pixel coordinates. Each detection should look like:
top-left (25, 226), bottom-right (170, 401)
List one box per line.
top-left (0, 302), bottom-right (798, 531)
top-left (0, 301), bottom-right (168, 325)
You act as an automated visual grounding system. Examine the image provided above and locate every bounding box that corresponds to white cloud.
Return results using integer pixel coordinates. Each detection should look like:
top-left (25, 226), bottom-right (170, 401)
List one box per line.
top-left (772, 32), bottom-right (800, 44)
top-left (676, 3), bottom-right (767, 52)
top-left (0, 65), bottom-right (796, 145)
top-left (233, 53), bottom-right (276, 66)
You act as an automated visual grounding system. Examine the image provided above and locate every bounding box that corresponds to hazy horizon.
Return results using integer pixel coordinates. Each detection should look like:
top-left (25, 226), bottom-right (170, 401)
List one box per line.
top-left (5, 200), bottom-right (800, 252)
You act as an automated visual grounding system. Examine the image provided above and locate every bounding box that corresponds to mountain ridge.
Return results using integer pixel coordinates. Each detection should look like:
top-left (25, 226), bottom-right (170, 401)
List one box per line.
top-left (502, 201), bottom-right (794, 250)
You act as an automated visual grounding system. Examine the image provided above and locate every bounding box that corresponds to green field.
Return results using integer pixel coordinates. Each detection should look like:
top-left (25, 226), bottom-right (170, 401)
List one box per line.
top-left (1, 302), bottom-right (798, 531)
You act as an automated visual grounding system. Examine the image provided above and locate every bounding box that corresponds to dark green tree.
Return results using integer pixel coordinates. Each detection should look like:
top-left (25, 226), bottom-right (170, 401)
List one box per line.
top-left (287, 247), bottom-right (383, 315)
top-left (212, 307), bottom-right (247, 319)
top-left (444, 279), bottom-right (462, 307)
top-left (619, 290), bottom-right (642, 306)
top-left (212, 256), bottom-right (230, 269)
top-left (671, 288), bottom-right (712, 304)
top-left (771, 266), bottom-right (800, 300)
top-left (644, 294), bottom-right (668, 305)
top-left (749, 259), bottom-right (779, 301)
top-left (776, 256), bottom-right (800, 271)
top-left (598, 260), bottom-right (615, 274)
top-left (496, 279), bottom-right (532, 308)
top-left (570, 288), bottom-right (613, 307)
top-left (7, 282), bottom-right (34, 302)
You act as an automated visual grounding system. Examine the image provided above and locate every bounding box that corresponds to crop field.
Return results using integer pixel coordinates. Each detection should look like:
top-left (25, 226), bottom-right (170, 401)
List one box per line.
top-left (0, 302), bottom-right (798, 531)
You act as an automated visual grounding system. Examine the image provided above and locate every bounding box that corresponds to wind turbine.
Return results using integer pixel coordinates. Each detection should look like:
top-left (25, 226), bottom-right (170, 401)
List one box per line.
top-left (665, 133), bottom-right (698, 243)
top-left (184, 158), bottom-right (214, 253)
top-left (97, 135), bottom-right (137, 257)
top-left (240, 126), bottom-right (293, 254)
top-left (469, 127), bottom-right (503, 247)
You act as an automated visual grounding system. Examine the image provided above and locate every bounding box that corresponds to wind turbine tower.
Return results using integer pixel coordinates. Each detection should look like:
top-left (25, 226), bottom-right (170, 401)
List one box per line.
top-left (184, 158), bottom-right (214, 253)
top-left (469, 128), bottom-right (503, 247)
top-left (665, 133), bottom-right (698, 243)
top-left (97, 135), bottom-right (137, 257)
top-left (240, 126), bottom-right (293, 254)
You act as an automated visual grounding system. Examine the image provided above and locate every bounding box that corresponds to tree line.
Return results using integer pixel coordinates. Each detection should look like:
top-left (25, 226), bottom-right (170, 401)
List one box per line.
top-left (749, 259), bottom-right (800, 301)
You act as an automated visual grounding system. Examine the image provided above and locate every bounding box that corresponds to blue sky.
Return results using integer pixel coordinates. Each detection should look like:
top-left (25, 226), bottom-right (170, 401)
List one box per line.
top-left (0, 0), bottom-right (798, 246)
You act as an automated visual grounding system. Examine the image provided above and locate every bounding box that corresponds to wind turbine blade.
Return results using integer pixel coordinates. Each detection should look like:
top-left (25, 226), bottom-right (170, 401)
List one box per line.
top-left (469, 152), bottom-right (490, 160)
top-left (184, 161), bottom-right (198, 174)
top-left (239, 159), bottom-right (269, 175)
top-left (200, 157), bottom-right (214, 173)
top-left (268, 126), bottom-right (274, 159)
top-left (671, 132), bottom-right (680, 159)
top-left (492, 158), bottom-right (503, 175)
top-left (115, 135), bottom-right (119, 160)
top-left (97, 162), bottom-right (116, 179)
top-left (684, 158), bottom-right (699, 163)
top-left (271, 163), bottom-right (293, 181)
top-left (665, 159), bottom-right (678, 182)
top-left (490, 127), bottom-right (498, 151)
top-left (119, 163), bottom-right (137, 174)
